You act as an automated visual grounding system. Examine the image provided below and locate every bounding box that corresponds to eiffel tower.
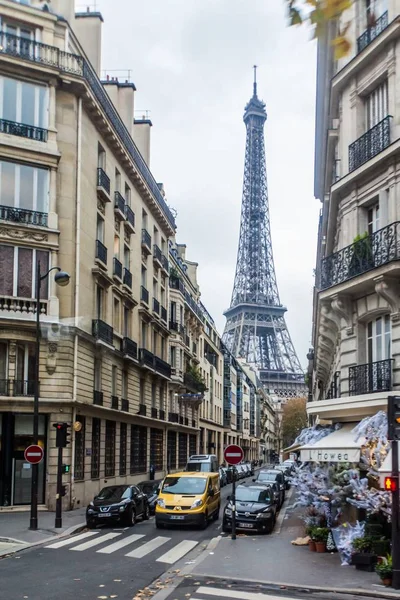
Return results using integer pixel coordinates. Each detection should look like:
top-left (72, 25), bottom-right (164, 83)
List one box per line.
top-left (223, 68), bottom-right (306, 398)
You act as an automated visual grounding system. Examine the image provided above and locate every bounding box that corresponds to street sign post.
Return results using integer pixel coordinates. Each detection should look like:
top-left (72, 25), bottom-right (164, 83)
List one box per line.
top-left (224, 444), bottom-right (244, 541)
top-left (388, 396), bottom-right (400, 589)
top-left (24, 445), bottom-right (44, 465)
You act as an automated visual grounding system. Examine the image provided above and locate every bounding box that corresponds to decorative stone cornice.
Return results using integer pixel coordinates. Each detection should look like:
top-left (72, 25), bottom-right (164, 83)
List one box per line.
top-left (331, 294), bottom-right (353, 335)
top-left (374, 275), bottom-right (400, 322)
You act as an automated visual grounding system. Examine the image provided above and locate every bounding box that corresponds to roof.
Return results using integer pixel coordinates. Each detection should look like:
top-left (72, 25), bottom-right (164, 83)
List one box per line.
top-left (165, 471), bottom-right (214, 478)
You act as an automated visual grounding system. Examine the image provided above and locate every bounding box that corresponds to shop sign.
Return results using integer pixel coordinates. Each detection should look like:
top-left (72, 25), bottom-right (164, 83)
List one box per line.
top-left (300, 447), bottom-right (360, 463)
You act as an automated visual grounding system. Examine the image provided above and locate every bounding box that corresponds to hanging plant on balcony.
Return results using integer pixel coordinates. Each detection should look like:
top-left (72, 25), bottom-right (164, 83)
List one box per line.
top-left (349, 232), bottom-right (374, 277)
top-left (186, 366), bottom-right (207, 392)
top-left (169, 266), bottom-right (181, 280)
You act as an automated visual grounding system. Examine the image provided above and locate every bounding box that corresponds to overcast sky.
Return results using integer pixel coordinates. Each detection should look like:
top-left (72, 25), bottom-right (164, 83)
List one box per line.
top-left (91, 0), bottom-right (320, 368)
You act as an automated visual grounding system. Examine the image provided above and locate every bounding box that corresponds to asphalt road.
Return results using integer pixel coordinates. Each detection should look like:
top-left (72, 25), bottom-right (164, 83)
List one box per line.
top-left (0, 477), bottom-right (245, 600)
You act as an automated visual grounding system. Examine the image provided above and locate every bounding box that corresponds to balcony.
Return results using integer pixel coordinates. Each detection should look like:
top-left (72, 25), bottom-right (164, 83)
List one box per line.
top-left (169, 276), bottom-right (185, 294)
top-left (320, 222), bottom-right (400, 290)
top-left (153, 244), bottom-right (162, 268)
top-left (326, 371), bottom-right (341, 400)
top-left (184, 290), bottom-right (204, 321)
top-left (114, 191), bottom-right (126, 220)
top-left (141, 285), bottom-right (149, 306)
top-left (349, 359), bottom-right (393, 396)
top-left (349, 116), bottom-right (391, 173)
top-left (192, 342), bottom-right (197, 355)
top-left (140, 347), bottom-right (155, 369)
top-left (93, 390), bottom-right (103, 406)
top-left (111, 395), bottom-right (119, 410)
top-left (0, 205), bottom-right (48, 227)
top-left (357, 11), bottom-right (389, 54)
top-left (0, 380), bottom-right (10, 395)
top-left (0, 296), bottom-right (47, 320)
top-left (121, 398), bottom-right (129, 412)
top-left (151, 407), bottom-right (158, 419)
top-left (179, 416), bottom-right (184, 425)
top-left (113, 257), bottom-right (123, 280)
top-left (13, 380), bottom-right (35, 396)
top-left (154, 356), bottom-right (172, 379)
top-left (161, 254), bottom-right (169, 274)
top-left (124, 205), bottom-right (135, 232)
top-left (160, 306), bottom-right (167, 323)
top-left (0, 32), bottom-right (175, 231)
top-left (95, 239), bottom-right (107, 267)
top-left (169, 412), bottom-right (179, 423)
top-left (192, 419), bottom-right (196, 428)
top-left (92, 319), bottom-right (114, 346)
top-left (138, 403), bottom-right (147, 416)
top-left (184, 372), bottom-right (206, 393)
top-left (185, 417), bottom-right (189, 426)
top-left (159, 409), bottom-right (165, 420)
top-left (141, 228), bottom-right (152, 254)
top-left (153, 298), bottom-right (160, 316)
top-left (123, 267), bottom-right (132, 289)
top-left (122, 337), bottom-right (138, 360)
top-left (0, 117), bottom-right (48, 142)
top-left (185, 333), bottom-right (190, 348)
top-left (97, 167), bottom-right (111, 202)
top-left (169, 320), bottom-right (179, 332)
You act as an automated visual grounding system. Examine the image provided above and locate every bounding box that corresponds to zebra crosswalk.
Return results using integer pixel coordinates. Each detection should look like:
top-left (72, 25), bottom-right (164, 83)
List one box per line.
top-left (187, 586), bottom-right (298, 600)
top-left (44, 529), bottom-right (199, 564)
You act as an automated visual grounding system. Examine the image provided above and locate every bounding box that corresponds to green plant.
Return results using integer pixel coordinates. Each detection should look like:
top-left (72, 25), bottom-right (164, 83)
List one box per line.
top-left (375, 555), bottom-right (393, 580)
top-left (169, 267), bottom-right (181, 279)
top-left (353, 536), bottom-right (374, 554)
top-left (313, 527), bottom-right (329, 542)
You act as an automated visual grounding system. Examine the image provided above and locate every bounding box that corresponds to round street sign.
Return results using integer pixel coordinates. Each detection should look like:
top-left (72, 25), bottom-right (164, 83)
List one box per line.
top-left (224, 444), bottom-right (244, 466)
top-left (24, 444), bottom-right (44, 465)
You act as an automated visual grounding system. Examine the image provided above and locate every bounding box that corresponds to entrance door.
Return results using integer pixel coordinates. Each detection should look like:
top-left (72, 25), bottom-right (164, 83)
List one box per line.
top-left (12, 456), bottom-right (45, 505)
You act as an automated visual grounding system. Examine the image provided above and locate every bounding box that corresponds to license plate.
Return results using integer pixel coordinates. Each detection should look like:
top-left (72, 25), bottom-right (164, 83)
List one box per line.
top-left (238, 522), bottom-right (253, 528)
top-left (99, 513), bottom-right (112, 517)
top-left (170, 515), bottom-right (184, 520)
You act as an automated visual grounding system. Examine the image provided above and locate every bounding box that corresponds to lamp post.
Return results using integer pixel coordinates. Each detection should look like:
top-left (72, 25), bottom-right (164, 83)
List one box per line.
top-left (30, 262), bottom-right (70, 531)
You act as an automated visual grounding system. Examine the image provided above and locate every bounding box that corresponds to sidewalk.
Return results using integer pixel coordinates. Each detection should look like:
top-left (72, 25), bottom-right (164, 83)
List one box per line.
top-left (0, 507), bottom-right (86, 556)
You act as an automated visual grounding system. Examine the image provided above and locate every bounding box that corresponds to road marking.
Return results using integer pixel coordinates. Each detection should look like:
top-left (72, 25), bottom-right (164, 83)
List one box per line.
top-left (45, 531), bottom-right (99, 549)
top-left (125, 535), bottom-right (170, 558)
top-left (96, 533), bottom-right (145, 554)
top-left (273, 488), bottom-right (293, 535)
top-left (156, 539), bottom-right (198, 564)
top-left (196, 586), bottom-right (296, 600)
top-left (71, 532), bottom-right (120, 551)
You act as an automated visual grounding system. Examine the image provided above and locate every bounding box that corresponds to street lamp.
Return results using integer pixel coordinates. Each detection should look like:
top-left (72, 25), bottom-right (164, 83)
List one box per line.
top-left (30, 262), bottom-right (70, 531)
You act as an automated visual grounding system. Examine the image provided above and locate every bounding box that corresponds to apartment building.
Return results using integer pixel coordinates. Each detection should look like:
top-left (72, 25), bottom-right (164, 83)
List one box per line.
top-left (310, 1), bottom-right (400, 442)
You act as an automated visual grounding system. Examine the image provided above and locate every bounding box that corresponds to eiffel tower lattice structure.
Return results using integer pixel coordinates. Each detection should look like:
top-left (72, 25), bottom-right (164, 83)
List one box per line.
top-left (223, 68), bottom-right (306, 398)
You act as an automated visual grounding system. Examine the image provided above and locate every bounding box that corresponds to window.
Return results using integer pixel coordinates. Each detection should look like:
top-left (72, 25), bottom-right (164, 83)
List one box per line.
top-left (170, 346), bottom-right (176, 368)
top-left (141, 266), bottom-right (147, 287)
top-left (153, 330), bottom-right (157, 355)
top-left (95, 285), bottom-right (104, 320)
top-left (2, 21), bottom-right (35, 57)
top-left (140, 379), bottom-right (145, 404)
top-left (111, 365), bottom-right (117, 397)
top-left (114, 236), bottom-right (120, 259)
top-left (74, 416), bottom-right (85, 481)
top-left (98, 143), bottom-right (106, 169)
top-left (130, 425), bottom-right (147, 473)
top-left (167, 431), bottom-right (177, 470)
top-left (178, 433), bottom-right (187, 468)
top-left (0, 160), bottom-right (49, 213)
top-left (124, 183), bottom-right (131, 206)
top-left (96, 215), bottom-right (104, 243)
top-left (142, 209), bottom-right (148, 229)
top-left (105, 420), bottom-right (116, 477)
top-left (94, 358), bottom-right (102, 391)
top-left (122, 370), bottom-right (128, 400)
top-left (368, 204), bottom-right (380, 235)
top-left (113, 297), bottom-right (120, 332)
top-left (141, 321), bottom-right (147, 349)
top-left (170, 301), bottom-right (176, 321)
top-left (119, 422), bottom-right (127, 476)
top-left (151, 382), bottom-right (157, 408)
top-left (0, 245), bottom-right (49, 298)
top-left (0, 341), bottom-right (7, 393)
top-left (150, 428), bottom-right (163, 471)
top-left (124, 246), bottom-right (130, 269)
top-left (367, 315), bottom-right (391, 362)
top-left (0, 77), bottom-right (48, 129)
top-left (15, 342), bottom-right (35, 395)
top-left (159, 385), bottom-right (164, 410)
top-left (365, 80), bottom-right (388, 130)
top-left (161, 337), bottom-right (165, 360)
top-left (91, 418), bottom-right (101, 479)
top-left (189, 434), bottom-right (197, 456)
top-left (115, 168), bottom-right (121, 192)
top-left (123, 306), bottom-right (130, 337)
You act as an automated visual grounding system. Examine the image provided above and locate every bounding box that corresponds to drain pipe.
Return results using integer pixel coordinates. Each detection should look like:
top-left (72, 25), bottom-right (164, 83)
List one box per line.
top-left (70, 96), bottom-right (82, 510)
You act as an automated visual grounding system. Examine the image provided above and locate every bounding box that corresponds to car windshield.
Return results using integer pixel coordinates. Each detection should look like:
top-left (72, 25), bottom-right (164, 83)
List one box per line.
top-left (257, 473), bottom-right (278, 482)
top-left (187, 462), bottom-right (210, 472)
top-left (162, 476), bottom-right (207, 495)
top-left (139, 482), bottom-right (159, 495)
top-left (236, 488), bottom-right (271, 503)
top-left (96, 486), bottom-right (130, 501)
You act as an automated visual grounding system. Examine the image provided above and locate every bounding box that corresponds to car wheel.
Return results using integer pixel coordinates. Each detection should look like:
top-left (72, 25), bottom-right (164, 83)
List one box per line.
top-left (200, 513), bottom-right (208, 530)
top-left (126, 508), bottom-right (136, 527)
top-left (213, 504), bottom-right (220, 521)
top-left (143, 504), bottom-right (150, 520)
top-left (86, 519), bottom-right (96, 529)
top-left (265, 518), bottom-right (275, 534)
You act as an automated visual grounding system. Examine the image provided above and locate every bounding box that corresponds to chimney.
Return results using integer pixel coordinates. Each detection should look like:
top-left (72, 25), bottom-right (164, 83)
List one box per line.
top-left (32, 0), bottom-right (75, 22)
top-left (133, 118), bottom-right (152, 167)
top-left (74, 10), bottom-right (104, 76)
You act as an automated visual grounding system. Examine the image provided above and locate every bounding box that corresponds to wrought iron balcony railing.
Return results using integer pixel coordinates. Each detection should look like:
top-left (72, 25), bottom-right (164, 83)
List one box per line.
top-left (121, 398), bottom-right (129, 412)
top-left (169, 412), bottom-right (179, 423)
top-left (13, 380), bottom-right (35, 396)
top-left (153, 298), bottom-right (160, 315)
top-left (349, 116), bottom-right (391, 172)
top-left (122, 337), bottom-right (138, 360)
top-left (169, 320), bottom-right (179, 331)
top-left (97, 167), bottom-right (110, 194)
top-left (320, 221), bottom-right (400, 290)
top-left (140, 347), bottom-right (155, 368)
top-left (0, 32), bottom-right (175, 229)
top-left (169, 276), bottom-right (185, 294)
top-left (95, 239), bottom-right (107, 265)
top-left (124, 205), bottom-right (135, 229)
top-left (151, 407), bottom-right (158, 419)
top-left (326, 371), bottom-right (341, 399)
top-left (141, 285), bottom-right (149, 304)
top-left (161, 254), bottom-right (169, 272)
top-left (111, 395), bottom-right (119, 410)
top-left (159, 409), bottom-right (165, 420)
top-left (138, 403), bottom-right (147, 416)
top-left (0, 118), bottom-right (48, 142)
top-left (93, 390), bottom-right (103, 406)
top-left (123, 267), bottom-right (132, 289)
top-left (161, 306), bottom-right (167, 322)
top-left (0, 205), bottom-right (48, 227)
top-left (357, 11), bottom-right (389, 54)
top-left (153, 244), bottom-right (162, 264)
top-left (184, 372), bottom-right (206, 393)
top-left (154, 356), bottom-right (171, 378)
top-left (113, 257), bottom-right (122, 279)
top-left (349, 358), bottom-right (393, 396)
top-left (141, 228), bottom-right (151, 249)
top-left (92, 319), bottom-right (114, 345)
top-left (114, 191), bottom-right (125, 214)
top-left (0, 380), bottom-right (10, 395)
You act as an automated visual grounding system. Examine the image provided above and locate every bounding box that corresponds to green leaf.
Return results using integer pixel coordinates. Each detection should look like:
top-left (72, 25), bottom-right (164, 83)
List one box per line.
top-left (289, 7), bottom-right (303, 25)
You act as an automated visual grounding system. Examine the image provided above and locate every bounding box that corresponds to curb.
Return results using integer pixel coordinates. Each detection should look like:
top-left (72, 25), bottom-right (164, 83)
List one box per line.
top-left (0, 522), bottom-right (86, 558)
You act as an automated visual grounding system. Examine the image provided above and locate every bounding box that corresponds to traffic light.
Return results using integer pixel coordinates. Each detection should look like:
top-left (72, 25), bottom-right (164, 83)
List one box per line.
top-left (385, 476), bottom-right (398, 492)
top-left (62, 464), bottom-right (70, 474)
top-left (53, 422), bottom-right (71, 448)
top-left (61, 485), bottom-right (67, 497)
top-left (388, 396), bottom-right (400, 440)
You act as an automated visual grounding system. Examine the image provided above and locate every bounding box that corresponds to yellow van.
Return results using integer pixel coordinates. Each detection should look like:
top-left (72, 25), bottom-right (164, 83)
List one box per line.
top-left (155, 471), bottom-right (220, 529)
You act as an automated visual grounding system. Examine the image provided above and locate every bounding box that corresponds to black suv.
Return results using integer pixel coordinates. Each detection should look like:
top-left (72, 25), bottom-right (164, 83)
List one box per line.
top-left (254, 470), bottom-right (285, 508)
top-left (222, 483), bottom-right (277, 534)
top-left (86, 484), bottom-right (150, 528)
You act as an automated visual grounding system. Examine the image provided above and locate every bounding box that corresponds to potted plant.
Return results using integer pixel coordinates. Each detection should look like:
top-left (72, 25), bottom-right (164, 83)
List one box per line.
top-left (313, 527), bottom-right (329, 553)
top-left (375, 555), bottom-right (392, 586)
top-left (305, 526), bottom-right (316, 552)
top-left (351, 536), bottom-right (378, 572)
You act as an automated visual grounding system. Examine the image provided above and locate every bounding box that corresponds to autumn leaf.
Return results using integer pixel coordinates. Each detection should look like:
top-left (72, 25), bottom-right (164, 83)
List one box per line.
top-left (332, 35), bottom-right (351, 59)
top-left (289, 7), bottom-right (303, 25)
top-left (323, 0), bottom-right (352, 19)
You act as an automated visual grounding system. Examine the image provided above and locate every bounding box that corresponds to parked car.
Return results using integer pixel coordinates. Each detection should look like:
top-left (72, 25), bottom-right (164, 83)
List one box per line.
top-left (246, 462), bottom-right (255, 476)
top-left (221, 466), bottom-right (232, 484)
top-left (274, 465), bottom-right (291, 489)
top-left (185, 454), bottom-right (219, 473)
top-left (137, 479), bottom-right (162, 515)
top-left (219, 467), bottom-right (228, 488)
top-left (86, 484), bottom-right (150, 528)
top-left (222, 483), bottom-right (277, 534)
top-left (254, 470), bottom-right (285, 508)
top-left (236, 464), bottom-right (247, 479)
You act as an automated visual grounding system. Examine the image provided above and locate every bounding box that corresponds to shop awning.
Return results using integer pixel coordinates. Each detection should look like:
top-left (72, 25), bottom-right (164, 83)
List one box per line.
top-left (378, 447), bottom-right (400, 475)
top-left (299, 423), bottom-right (363, 463)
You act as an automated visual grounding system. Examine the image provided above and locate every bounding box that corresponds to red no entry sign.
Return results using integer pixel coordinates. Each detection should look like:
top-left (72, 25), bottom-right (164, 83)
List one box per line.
top-left (24, 445), bottom-right (44, 465)
top-left (224, 444), bottom-right (244, 466)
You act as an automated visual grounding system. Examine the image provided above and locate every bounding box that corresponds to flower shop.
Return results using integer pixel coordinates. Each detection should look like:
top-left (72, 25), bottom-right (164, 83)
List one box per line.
top-left (289, 411), bottom-right (393, 587)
